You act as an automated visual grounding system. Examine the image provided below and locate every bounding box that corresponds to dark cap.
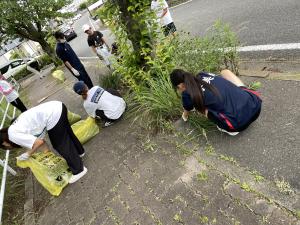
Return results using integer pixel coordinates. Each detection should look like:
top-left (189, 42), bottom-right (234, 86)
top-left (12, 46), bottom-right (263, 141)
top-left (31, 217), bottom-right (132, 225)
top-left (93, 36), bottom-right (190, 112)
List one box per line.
top-left (73, 81), bottom-right (86, 95)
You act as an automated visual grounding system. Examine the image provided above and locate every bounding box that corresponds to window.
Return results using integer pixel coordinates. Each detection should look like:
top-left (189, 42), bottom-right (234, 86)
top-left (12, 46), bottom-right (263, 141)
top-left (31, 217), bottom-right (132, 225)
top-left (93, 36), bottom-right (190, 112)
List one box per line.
top-left (10, 60), bottom-right (24, 68)
top-left (0, 65), bottom-right (10, 74)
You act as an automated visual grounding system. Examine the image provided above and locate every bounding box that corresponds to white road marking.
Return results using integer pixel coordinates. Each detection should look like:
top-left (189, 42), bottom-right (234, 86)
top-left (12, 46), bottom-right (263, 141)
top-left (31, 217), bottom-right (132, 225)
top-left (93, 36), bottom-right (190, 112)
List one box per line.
top-left (237, 43), bottom-right (300, 52)
top-left (170, 0), bottom-right (193, 9)
top-left (79, 56), bottom-right (98, 59)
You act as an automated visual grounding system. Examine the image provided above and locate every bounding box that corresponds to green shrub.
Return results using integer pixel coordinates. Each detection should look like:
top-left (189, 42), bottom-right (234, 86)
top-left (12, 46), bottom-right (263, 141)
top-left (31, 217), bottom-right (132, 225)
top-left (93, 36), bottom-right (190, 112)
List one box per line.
top-left (126, 22), bottom-right (239, 131)
top-left (100, 0), bottom-right (239, 132)
top-left (79, 2), bottom-right (87, 10)
top-left (13, 67), bottom-right (32, 80)
top-left (37, 54), bottom-right (55, 68)
top-left (188, 113), bottom-right (216, 132)
top-left (46, 36), bottom-right (57, 52)
top-left (127, 73), bottom-right (182, 131)
top-left (100, 72), bottom-right (123, 90)
top-left (171, 21), bottom-right (239, 75)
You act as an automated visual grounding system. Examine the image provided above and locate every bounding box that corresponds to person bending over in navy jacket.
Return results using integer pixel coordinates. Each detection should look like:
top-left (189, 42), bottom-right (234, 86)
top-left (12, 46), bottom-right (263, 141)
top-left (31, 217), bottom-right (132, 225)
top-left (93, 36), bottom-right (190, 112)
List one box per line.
top-left (170, 69), bottom-right (262, 136)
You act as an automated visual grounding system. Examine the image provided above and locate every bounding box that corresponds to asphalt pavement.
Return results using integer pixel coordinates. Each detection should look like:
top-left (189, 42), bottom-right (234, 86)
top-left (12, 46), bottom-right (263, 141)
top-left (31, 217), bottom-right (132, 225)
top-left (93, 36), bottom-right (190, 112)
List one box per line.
top-left (69, 0), bottom-right (300, 60)
top-left (22, 64), bottom-right (300, 225)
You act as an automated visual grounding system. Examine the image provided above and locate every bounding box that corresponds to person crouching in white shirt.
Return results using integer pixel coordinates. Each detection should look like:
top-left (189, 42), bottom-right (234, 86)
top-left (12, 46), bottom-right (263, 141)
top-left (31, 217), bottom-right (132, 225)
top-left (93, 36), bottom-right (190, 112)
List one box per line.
top-left (0, 101), bottom-right (87, 184)
top-left (73, 81), bottom-right (126, 127)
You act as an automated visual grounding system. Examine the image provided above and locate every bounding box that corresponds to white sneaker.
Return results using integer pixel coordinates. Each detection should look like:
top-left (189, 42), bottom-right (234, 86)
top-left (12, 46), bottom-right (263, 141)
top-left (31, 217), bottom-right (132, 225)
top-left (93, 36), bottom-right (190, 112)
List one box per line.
top-left (104, 121), bottom-right (114, 127)
top-left (217, 126), bottom-right (239, 136)
top-left (79, 153), bottom-right (85, 158)
top-left (69, 167), bottom-right (87, 184)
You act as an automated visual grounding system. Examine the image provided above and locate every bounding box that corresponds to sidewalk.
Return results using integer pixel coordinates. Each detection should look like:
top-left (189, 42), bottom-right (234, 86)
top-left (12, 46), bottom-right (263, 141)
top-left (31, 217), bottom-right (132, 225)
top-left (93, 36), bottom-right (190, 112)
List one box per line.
top-left (22, 63), bottom-right (300, 225)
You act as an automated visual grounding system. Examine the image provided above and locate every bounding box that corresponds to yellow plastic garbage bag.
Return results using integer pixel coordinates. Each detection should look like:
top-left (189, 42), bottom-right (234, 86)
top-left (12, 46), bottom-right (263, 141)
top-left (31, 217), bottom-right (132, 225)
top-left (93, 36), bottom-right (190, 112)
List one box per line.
top-left (72, 117), bottom-right (100, 144)
top-left (52, 70), bottom-right (65, 83)
top-left (67, 111), bottom-right (81, 125)
top-left (17, 152), bottom-right (71, 196)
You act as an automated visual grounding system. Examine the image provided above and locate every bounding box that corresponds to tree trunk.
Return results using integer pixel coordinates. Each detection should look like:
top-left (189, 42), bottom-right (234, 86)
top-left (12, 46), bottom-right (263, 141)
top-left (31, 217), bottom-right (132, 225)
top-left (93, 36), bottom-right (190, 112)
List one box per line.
top-left (37, 38), bottom-right (60, 65)
top-left (117, 0), bottom-right (147, 66)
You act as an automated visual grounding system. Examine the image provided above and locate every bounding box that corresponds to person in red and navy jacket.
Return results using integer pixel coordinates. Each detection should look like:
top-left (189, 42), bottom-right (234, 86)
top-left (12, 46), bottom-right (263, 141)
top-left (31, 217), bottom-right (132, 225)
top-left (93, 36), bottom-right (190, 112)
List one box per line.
top-left (170, 69), bottom-right (262, 136)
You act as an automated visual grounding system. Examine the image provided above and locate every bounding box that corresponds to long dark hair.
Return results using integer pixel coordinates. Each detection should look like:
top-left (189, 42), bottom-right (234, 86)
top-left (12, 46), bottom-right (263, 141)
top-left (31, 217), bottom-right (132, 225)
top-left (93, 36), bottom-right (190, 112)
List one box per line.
top-left (0, 127), bottom-right (21, 149)
top-left (170, 69), bottom-right (218, 113)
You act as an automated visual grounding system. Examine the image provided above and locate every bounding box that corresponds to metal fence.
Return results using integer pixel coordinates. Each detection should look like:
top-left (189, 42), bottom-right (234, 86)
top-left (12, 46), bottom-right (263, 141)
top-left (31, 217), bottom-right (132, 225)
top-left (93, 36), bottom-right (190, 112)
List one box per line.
top-left (0, 77), bottom-right (19, 224)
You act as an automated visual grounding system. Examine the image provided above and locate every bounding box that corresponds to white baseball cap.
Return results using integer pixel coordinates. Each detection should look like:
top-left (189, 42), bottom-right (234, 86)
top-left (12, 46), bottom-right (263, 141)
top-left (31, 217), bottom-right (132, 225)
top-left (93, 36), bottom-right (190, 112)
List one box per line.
top-left (82, 24), bottom-right (91, 32)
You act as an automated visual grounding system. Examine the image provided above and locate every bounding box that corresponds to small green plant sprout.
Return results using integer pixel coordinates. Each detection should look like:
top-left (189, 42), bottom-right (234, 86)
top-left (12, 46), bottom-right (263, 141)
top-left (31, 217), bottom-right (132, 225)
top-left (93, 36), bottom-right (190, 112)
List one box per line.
top-left (250, 170), bottom-right (264, 182)
top-left (197, 171), bottom-right (208, 182)
top-left (173, 213), bottom-right (183, 223)
top-left (199, 215), bottom-right (209, 223)
top-left (262, 215), bottom-right (269, 223)
top-left (179, 160), bottom-right (185, 167)
top-left (205, 145), bottom-right (215, 155)
top-left (295, 210), bottom-right (300, 219)
top-left (218, 154), bottom-right (237, 164)
top-left (143, 138), bottom-right (157, 152)
top-left (233, 221), bottom-right (241, 225)
top-left (248, 81), bottom-right (262, 90)
top-left (241, 182), bottom-right (253, 192)
top-left (211, 218), bottom-right (217, 224)
top-left (274, 178), bottom-right (294, 195)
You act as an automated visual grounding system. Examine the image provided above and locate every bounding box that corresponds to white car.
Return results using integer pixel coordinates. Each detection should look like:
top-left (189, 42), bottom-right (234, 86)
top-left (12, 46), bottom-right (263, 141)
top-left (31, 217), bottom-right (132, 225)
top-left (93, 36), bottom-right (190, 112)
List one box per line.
top-left (73, 13), bottom-right (82, 21)
top-left (0, 58), bottom-right (39, 79)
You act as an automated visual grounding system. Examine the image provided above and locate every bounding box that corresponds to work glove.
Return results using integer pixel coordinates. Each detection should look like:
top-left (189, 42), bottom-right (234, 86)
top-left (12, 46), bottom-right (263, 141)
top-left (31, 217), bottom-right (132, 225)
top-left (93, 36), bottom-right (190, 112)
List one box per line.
top-left (96, 53), bottom-right (104, 60)
top-left (71, 68), bottom-right (80, 76)
top-left (182, 112), bottom-right (188, 122)
top-left (16, 152), bottom-right (30, 161)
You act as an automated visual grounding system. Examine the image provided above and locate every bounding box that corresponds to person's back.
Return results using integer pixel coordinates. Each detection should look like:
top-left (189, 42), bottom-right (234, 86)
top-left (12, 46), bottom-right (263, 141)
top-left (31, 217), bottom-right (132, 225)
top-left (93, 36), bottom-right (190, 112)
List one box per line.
top-left (84, 86), bottom-right (126, 120)
top-left (197, 72), bottom-right (261, 131)
top-left (9, 101), bottom-right (62, 143)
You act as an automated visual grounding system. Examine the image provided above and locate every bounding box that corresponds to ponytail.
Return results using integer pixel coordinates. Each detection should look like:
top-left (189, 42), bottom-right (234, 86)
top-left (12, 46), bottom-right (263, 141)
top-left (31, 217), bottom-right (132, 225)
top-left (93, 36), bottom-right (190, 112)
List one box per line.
top-left (170, 69), bottom-right (218, 113)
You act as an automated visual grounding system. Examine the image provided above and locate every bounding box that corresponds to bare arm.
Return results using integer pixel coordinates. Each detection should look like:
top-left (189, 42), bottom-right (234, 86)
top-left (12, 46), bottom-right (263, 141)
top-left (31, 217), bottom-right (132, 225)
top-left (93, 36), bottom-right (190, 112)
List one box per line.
top-left (101, 37), bottom-right (110, 50)
top-left (26, 138), bottom-right (45, 156)
top-left (161, 8), bottom-right (168, 18)
top-left (183, 109), bottom-right (189, 118)
top-left (204, 109), bottom-right (208, 118)
top-left (91, 46), bottom-right (97, 55)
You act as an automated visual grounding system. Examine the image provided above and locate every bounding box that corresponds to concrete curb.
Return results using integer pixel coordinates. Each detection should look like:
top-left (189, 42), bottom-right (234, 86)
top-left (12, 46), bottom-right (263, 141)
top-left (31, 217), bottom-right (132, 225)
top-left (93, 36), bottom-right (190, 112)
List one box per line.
top-left (24, 172), bottom-right (36, 225)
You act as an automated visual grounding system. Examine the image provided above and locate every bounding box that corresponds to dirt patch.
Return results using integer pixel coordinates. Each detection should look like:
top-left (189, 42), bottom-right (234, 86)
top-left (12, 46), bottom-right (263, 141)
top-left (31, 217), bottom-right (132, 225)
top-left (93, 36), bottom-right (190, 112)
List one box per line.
top-left (1, 152), bottom-right (27, 225)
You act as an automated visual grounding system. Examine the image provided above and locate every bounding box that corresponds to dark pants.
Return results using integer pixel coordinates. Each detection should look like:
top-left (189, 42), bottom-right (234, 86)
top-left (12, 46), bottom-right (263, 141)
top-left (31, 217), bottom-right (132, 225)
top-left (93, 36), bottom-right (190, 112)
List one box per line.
top-left (77, 67), bottom-right (94, 89)
top-left (48, 104), bottom-right (85, 175)
top-left (163, 22), bottom-right (177, 36)
top-left (10, 98), bottom-right (27, 112)
top-left (95, 88), bottom-right (123, 122)
top-left (68, 65), bottom-right (94, 89)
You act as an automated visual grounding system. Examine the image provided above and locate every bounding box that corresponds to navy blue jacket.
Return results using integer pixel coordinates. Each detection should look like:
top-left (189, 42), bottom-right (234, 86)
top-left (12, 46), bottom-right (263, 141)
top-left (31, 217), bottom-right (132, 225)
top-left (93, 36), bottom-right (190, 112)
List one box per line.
top-left (182, 72), bottom-right (262, 131)
top-left (56, 42), bottom-right (84, 70)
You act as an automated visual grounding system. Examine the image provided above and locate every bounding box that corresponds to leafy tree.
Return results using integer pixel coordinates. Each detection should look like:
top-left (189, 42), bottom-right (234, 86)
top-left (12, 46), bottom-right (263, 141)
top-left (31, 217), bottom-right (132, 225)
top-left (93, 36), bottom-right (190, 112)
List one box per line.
top-left (79, 2), bottom-right (88, 10)
top-left (0, 0), bottom-right (71, 61)
top-left (101, 0), bottom-right (157, 67)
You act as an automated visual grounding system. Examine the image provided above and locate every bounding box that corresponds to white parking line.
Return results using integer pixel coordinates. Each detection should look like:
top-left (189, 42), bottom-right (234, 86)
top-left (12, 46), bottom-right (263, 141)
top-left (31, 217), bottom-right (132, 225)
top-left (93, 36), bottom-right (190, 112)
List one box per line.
top-left (78, 42), bottom-right (300, 59)
top-left (170, 0), bottom-right (193, 9)
top-left (237, 43), bottom-right (300, 52)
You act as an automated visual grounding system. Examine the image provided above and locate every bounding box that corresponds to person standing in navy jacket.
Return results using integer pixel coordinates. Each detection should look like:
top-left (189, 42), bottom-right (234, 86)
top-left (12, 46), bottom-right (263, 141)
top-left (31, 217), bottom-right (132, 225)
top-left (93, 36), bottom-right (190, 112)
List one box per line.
top-left (170, 69), bottom-right (262, 136)
top-left (54, 31), bottom-right (93, 89)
